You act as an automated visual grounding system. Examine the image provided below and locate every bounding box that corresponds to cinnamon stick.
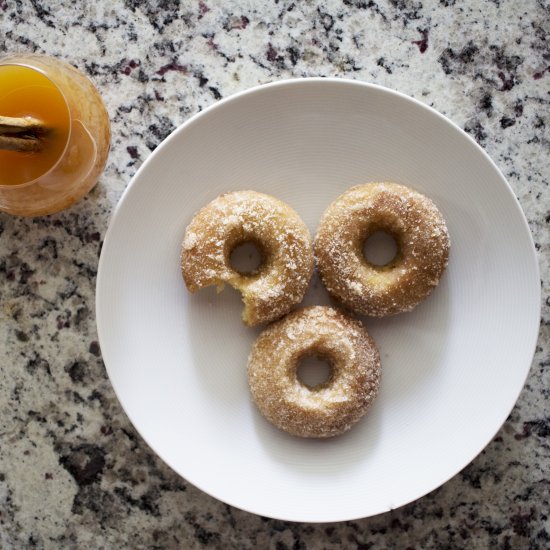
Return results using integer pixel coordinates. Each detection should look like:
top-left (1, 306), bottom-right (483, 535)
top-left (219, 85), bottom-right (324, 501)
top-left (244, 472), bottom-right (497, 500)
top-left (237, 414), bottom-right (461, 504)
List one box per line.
top-left (0, 115), bottom-right (47, 152)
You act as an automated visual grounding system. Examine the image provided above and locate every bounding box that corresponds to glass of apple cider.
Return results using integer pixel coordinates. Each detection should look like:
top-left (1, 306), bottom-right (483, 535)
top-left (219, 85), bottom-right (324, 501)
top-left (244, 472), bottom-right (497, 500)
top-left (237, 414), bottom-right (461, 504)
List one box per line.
top-left (0, 54), bottom-right (110, 216)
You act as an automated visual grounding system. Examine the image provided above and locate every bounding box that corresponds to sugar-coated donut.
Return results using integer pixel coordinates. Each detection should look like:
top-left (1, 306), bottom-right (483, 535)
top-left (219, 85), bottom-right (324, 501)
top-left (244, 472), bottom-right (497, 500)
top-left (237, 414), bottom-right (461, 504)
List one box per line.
top-left (181, 190), bottom-right (313, 326)
top-left (315, 182), bottom-right (450, 317)
top-left (247, 306), bottom-right (381, 438)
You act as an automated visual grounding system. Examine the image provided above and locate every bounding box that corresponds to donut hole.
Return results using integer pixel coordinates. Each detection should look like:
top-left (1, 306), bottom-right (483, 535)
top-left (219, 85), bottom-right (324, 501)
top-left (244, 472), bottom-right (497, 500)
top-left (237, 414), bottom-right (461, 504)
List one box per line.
top-left (363, 230), bottom-right (399, 267)
top-left (296, 355), bottom-right (333, 390)
top-left (229, 240), bottom-right (264, 275)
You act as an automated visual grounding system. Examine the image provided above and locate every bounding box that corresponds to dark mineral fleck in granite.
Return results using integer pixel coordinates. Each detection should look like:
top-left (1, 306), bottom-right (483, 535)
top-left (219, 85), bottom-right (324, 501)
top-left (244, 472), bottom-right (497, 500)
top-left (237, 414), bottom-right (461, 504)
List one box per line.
top-left (0, 0), bottom-right (549, 548)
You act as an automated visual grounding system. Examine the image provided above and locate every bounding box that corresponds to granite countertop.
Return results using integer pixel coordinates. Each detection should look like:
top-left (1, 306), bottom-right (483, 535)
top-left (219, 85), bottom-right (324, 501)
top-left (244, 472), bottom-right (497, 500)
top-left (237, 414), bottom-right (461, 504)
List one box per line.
top-left (1, 0), bottom-right (548, 548)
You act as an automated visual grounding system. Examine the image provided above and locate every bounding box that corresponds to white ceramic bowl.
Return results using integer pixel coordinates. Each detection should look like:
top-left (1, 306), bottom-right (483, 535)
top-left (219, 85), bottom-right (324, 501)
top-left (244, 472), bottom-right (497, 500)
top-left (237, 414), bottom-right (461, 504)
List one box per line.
top-left (96, 78), bottom-right (540, 522)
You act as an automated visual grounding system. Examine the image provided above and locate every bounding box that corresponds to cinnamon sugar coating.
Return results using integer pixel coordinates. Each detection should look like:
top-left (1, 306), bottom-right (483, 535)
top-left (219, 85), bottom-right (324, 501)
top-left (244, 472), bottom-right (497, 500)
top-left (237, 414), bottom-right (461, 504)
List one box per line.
top-left (315, 182), bottom-right (450, 317)
top-left (247, 306), bottom-right (381, 438)
top-left (181, 191), bottom-right (313, 326)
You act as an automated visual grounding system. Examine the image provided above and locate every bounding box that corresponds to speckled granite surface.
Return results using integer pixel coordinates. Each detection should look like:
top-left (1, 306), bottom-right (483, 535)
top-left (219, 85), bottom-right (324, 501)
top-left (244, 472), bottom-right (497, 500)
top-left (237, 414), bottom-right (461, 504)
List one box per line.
top-left (0, 0), bottom-right (548, 547)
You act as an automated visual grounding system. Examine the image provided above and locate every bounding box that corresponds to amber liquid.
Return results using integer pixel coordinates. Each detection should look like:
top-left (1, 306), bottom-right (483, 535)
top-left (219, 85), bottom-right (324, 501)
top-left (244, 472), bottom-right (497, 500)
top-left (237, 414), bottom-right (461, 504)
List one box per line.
top-left (0, 65), bottom-right (70, 186)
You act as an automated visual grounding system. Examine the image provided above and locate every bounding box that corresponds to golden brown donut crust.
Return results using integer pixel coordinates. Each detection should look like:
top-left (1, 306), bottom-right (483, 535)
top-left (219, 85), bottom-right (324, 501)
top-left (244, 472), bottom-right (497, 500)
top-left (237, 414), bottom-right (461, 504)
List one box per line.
top-left (181, 191), bottom-right (313, 326)
top-left (315, 182), bottom-right (450, 317)
top-left (247, 306), bottom-right (381, 438)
